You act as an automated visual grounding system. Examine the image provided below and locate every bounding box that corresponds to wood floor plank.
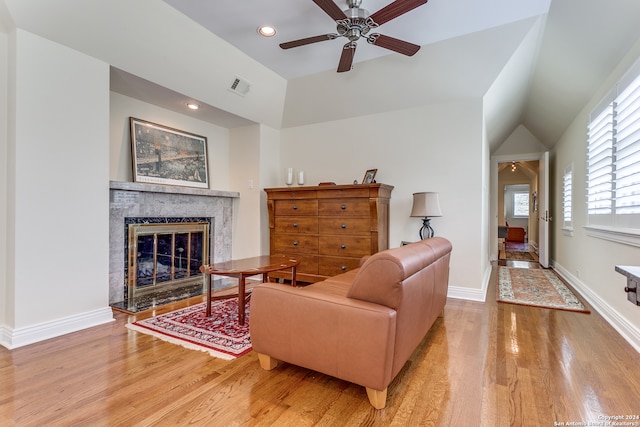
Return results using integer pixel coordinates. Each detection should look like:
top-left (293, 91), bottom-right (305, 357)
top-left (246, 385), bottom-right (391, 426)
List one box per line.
top-left (2, 263), bottom-right (640, 426)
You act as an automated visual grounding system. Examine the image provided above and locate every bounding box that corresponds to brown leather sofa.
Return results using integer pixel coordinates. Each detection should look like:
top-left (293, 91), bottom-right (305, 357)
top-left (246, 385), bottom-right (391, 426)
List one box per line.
top-left (249, 237), bottom-right (452, 409)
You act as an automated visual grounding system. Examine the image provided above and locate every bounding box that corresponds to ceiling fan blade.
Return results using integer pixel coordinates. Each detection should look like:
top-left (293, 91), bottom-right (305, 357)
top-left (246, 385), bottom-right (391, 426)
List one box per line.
top-left (368, 34), bottom-right (420, 56)
top-left (369, 0), bottom-right (428, 26)
top-left (280, 34), bottom-right (337, 50)
top-left (337, 42), bottom-right (357, 73)
top-left (313, 0), bottom-right (348, 21)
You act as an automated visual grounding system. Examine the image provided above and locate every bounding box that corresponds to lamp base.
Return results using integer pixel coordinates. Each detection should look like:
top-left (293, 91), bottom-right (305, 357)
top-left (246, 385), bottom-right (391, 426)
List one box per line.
top-left (419, 217), bottom-right (435, 240)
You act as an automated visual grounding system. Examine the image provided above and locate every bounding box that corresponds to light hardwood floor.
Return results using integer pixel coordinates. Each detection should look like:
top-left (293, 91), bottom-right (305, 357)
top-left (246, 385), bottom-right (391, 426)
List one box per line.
top-left (1, 263), bottom-right (640, 426)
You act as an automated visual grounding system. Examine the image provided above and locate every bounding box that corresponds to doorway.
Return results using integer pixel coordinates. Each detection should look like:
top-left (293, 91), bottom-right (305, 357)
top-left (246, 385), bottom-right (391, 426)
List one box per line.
top-left (496, 159), bottom-right (539, 263)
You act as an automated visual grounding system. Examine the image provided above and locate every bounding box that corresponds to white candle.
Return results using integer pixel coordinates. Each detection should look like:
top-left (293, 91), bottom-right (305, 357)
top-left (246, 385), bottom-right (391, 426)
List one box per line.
top-left (286, 168), bottom-right (293, 185)
top-left (298, 171), bottom-right (305, 185)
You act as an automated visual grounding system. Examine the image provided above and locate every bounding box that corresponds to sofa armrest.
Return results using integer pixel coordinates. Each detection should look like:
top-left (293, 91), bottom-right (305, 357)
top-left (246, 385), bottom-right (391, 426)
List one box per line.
top-left (250, 282), bottom-right (397, 391)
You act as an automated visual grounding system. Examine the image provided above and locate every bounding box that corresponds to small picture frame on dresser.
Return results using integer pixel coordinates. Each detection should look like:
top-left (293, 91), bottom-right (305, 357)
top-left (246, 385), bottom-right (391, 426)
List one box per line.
top-left (362, 169), bottom-right (377, 184)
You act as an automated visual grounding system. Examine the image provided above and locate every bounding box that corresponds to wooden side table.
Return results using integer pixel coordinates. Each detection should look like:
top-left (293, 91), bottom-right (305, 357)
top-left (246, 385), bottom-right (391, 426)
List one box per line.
top-left (200, 255), bottom-right (299, 325)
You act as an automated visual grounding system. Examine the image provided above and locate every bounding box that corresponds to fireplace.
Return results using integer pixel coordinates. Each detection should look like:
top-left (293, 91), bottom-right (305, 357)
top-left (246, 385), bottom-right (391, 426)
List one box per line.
top-left (109, 181), bottom-right (239, 308)
top-left (125, 218), bottom-right (210, 303)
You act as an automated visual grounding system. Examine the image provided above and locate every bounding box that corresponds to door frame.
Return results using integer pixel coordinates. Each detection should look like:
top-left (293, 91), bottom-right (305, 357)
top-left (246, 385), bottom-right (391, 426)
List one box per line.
top-left (490, 152), bottom-right (546, 262)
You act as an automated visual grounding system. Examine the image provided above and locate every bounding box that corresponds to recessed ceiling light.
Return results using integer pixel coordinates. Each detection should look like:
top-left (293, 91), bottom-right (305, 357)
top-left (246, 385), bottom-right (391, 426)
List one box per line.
top-left (186, 103), bottom-right (199, 110)
top-left (258, 25), bottom-right (276, 37)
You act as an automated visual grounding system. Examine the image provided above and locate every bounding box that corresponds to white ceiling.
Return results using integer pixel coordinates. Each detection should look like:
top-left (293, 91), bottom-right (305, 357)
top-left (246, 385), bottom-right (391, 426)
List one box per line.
top-left (162, 0), bottom-right (551, 80)
top-left (157, 0), bottom-right (640, 150)
top-left (4, 0), bottom-right (640, 152)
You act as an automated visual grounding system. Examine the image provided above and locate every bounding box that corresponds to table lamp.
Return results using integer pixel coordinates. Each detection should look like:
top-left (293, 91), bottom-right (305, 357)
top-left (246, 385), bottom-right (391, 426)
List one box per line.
top-left (410, 192), bottom-right (443, 239)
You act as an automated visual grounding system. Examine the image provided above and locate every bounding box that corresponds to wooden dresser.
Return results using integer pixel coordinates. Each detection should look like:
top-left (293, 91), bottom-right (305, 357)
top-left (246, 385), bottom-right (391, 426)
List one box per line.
top-left (265, 183), bottom-right (393, 283)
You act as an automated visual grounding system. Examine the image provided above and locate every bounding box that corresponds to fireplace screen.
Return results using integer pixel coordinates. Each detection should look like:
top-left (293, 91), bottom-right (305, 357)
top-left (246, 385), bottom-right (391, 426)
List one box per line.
top-left (127, 222), bottom-right (209, 299)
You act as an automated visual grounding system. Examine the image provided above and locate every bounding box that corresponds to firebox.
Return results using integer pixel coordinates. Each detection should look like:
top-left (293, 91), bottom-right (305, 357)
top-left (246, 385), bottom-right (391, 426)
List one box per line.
top-left (126, 221), bottom-right (209, 303)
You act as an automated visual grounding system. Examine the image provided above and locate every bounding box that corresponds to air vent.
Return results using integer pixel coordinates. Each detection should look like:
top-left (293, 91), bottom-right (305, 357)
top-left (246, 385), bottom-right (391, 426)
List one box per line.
top-left (228, 76), bottom-right (251, 97)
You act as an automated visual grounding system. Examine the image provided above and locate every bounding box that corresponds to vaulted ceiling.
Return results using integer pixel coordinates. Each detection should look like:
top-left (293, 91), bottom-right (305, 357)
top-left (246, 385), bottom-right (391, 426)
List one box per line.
top-left (158, 0), bottom-right (640, 152)
top-left (4, 0), bottom-right (640, 154)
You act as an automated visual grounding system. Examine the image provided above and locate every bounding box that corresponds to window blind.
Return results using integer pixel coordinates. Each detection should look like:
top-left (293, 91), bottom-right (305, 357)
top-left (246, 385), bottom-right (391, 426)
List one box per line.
top-left (586, 58), bottom-right (640, 243)
top-left (563, 164), bottom-right (572, 229)
top-left (614, 74), bottom-right (640, 221)
top-left (586, 105), bottom-right (614, 221)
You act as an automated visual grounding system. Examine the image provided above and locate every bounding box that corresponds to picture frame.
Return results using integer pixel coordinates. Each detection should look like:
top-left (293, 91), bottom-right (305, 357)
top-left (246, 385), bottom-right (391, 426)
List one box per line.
top-left (130, 117), bottom-right (209, 189)
top-left (362, 169), bottom-right (377, 184)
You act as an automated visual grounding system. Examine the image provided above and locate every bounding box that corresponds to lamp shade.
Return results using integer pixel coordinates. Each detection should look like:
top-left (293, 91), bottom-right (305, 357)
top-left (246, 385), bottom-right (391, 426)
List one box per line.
top-left (410, 192), bottom-right (443, 217)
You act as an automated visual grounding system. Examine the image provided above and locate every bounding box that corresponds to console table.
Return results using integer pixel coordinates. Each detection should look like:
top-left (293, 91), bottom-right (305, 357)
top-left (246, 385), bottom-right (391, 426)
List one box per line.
top-left (615, 265), bottom-right (640, 306)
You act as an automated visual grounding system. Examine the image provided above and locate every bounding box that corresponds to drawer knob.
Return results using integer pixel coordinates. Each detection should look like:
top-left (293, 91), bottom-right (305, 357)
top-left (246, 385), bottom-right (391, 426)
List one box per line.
top-left (293, 241), bottom-right (298, 246)
top-left (341, 224), bottom-right (347, 229)
top-left (341, 265), bottom-right (347, 271)
top-left (293, 223), bottom-right (298, 227)
top-left (341, 244), bottom-right (346, 249)
top-left (292, 205), bottom-right (298, 210)
top-left (341, 205), bottom-right (347, 210)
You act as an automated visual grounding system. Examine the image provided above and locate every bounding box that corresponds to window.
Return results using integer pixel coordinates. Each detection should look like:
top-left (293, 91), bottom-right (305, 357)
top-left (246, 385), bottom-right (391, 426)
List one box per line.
top-left (586, 58), bottom-right (640, 245)
top-left (513, 192), bottom-right (529, 217)
top-left (563, 164), bottom-right (573, 232)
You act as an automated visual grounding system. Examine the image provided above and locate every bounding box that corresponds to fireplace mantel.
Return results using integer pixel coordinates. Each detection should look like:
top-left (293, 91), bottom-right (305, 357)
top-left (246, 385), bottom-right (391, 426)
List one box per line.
top-left (109, 181), bottom-right (239, 199)
top-left (109, 181), bottom-right (238, 305)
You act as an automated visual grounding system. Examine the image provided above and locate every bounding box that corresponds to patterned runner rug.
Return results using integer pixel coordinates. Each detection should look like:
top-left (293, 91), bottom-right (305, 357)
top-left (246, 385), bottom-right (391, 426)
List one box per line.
top-left (126, 299), bottom-right (252, 359)
top-left (497, 266), bottom-right (589, 313)
top-left (504, 250), bottom-right (536, 261)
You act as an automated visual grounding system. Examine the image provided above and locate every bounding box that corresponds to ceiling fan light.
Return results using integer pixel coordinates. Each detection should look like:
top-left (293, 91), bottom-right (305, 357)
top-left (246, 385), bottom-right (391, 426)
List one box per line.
top-left (258, 25), bottom-right (276, 37)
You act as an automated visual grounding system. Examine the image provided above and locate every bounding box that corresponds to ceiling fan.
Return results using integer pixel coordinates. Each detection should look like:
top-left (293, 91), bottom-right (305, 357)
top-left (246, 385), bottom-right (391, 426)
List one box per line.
top-left (280, 0), bottom-right (428, 73)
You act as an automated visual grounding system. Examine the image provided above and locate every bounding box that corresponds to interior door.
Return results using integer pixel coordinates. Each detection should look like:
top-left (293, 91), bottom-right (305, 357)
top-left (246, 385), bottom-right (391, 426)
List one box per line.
top-left (538, 151), bottom-right (550, 268)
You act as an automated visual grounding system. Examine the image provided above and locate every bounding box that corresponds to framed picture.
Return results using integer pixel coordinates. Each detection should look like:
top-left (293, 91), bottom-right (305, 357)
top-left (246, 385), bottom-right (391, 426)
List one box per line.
top-left (362, 169), bottom-right (377, 184)
top-left (130, 117), bottom-right (209, 189)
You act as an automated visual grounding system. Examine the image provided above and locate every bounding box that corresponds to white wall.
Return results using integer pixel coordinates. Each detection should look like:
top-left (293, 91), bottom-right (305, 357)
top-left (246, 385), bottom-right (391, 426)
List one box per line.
top-left (229, 125), bottom-right (262, 259)
top-left (228, 124), bottom-right (282, 259)
top-left (2, 30), bottom-right (113, 347)
top-left (494, 124), bottom-right (546, 156)
top-left (0, 31), bottom-right (8, 328)
top-left (280, 100), bottom-right (489, 295)
top-left (551, 39), bottom-right (640, 351)
top-left (3, 0), bottom-right (287, 130)
top-left (258, 125), bottom-right (281, 256)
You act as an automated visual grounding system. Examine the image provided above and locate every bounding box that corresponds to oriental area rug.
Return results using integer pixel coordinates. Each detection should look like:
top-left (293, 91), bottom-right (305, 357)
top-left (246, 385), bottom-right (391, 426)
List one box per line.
top-left (504, 250), bottom-right (536, 261)
top-left (497, 266), bottom-right (590, 313)
top-left (126, 299), bottom-right (252, 360)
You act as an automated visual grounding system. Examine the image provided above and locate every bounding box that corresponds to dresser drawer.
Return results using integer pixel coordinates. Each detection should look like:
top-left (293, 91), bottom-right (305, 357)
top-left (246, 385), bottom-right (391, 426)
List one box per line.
top-left (319, 217), bottom-right (370, 235)
top-left (319, 236), bottom-right (371, 257)
top-left (318, 256), bottom-right (361, 276)
top-left (267, 190), bottom-right (318, 200)
top-left (274, 199), bottom-right (318, 216)
top-left (274, 217), bottom-right (318, 234)
top-left (318, 199), bottom-right (370, 216)
top-left (316, 188), bottom-right (370, 198)
top-left (272, 234), bottom-right (319, 254)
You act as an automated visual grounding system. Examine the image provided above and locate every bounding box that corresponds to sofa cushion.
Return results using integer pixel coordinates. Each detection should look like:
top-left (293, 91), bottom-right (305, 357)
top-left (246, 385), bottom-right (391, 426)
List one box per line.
top-left (346, 240), bottom-right (440, 309)
top-left (304, 268), bottom-right (359, 298)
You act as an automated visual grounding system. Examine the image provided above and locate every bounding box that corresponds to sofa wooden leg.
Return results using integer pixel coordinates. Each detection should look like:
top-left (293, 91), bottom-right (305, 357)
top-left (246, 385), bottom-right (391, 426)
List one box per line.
top-left (257, 353), bottom-right (278, 370)
top-left (365, 387), bottom-right (387, 409)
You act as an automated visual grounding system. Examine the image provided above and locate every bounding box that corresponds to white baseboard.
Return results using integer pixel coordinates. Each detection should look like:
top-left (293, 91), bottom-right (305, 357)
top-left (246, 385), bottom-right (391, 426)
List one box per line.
top-left (552, 261), bottom-right (640, 353)
top-left (447, 264), bottom-right (491, 302)
top-left (0, 307), bottom-right (114, 350)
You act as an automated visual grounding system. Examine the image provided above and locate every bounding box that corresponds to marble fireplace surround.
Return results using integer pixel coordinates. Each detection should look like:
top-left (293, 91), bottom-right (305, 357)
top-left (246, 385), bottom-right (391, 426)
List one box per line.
top-left (109, 181), bottom-right (239, 305)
